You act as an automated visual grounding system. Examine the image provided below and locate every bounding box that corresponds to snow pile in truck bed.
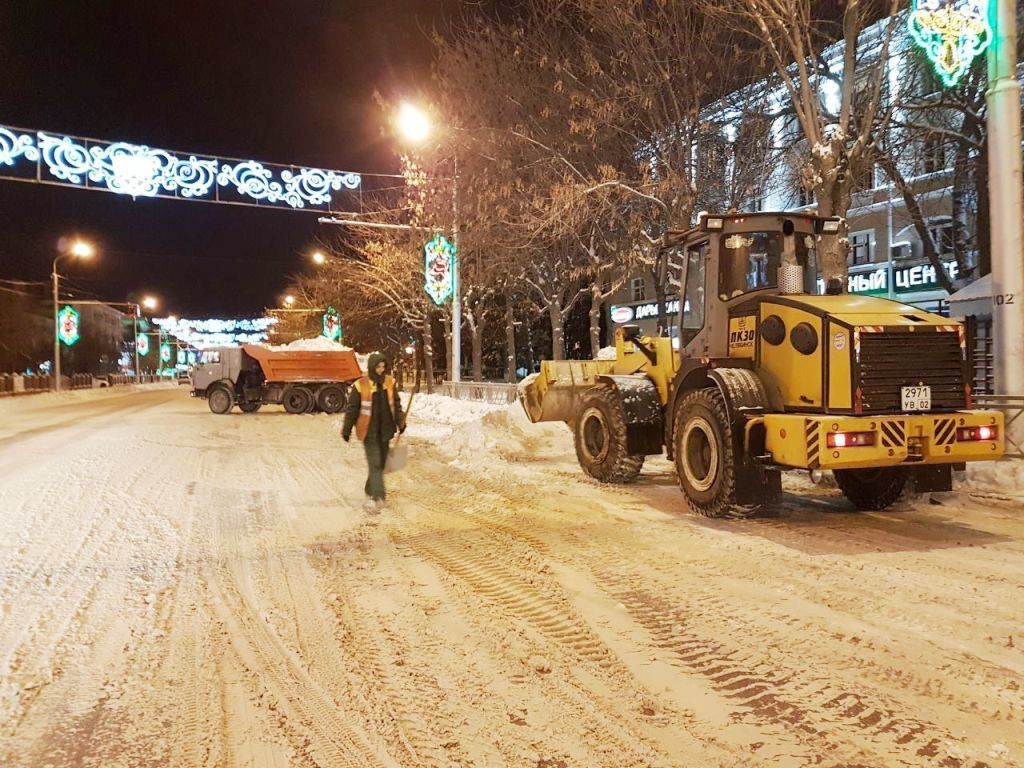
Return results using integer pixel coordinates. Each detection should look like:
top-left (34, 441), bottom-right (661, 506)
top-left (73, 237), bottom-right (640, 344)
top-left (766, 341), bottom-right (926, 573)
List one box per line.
top-left (264, 337), bottom-right (354, 352)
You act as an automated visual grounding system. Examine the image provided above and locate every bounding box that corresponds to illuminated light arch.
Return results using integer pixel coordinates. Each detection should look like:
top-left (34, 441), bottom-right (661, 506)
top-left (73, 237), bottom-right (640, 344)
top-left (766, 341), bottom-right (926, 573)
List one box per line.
top-left (0, 125), bottom-right (362, 210)
top-left (908, 0), bottom-right (992, 88)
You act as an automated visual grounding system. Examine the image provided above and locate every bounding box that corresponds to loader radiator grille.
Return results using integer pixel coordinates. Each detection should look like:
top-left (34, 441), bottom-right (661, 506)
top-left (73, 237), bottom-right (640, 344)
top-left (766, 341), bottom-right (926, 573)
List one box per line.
top-left (857, 331), bottom-right (965, 413)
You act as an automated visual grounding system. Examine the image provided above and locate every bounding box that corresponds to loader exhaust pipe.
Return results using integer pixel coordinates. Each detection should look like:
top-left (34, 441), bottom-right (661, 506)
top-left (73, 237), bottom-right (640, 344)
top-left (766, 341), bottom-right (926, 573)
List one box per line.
top-left (778, 219), bottom-right (804, 295)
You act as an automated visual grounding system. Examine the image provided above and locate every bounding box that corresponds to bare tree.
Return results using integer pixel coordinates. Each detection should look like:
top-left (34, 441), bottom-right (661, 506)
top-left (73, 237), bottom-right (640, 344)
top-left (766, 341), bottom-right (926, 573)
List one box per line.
top-left (727, 0), bottom-right (901, 286)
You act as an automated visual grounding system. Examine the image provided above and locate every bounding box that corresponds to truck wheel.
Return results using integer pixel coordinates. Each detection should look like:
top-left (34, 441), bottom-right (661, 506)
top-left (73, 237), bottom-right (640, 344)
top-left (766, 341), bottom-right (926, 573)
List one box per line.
top-left (238, 401), bottom-right (261, 413)
top-left (317, 385), bottom-right (347, 414)
top-left (283, 387), bottom-right (313, 414)
top-left (834, 467), bottom-right (907, 511)
top-left (573, 386), bottom-right (644, 483)
top-left (207, 386), bottom-right (233, 415)
top-left (673, 388), bottom-right (737, 517)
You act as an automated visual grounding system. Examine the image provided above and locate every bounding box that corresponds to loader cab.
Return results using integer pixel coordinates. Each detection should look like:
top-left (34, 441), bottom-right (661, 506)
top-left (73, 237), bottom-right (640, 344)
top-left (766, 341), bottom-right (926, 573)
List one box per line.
top-left (665, 213), bottom-right (839, 359)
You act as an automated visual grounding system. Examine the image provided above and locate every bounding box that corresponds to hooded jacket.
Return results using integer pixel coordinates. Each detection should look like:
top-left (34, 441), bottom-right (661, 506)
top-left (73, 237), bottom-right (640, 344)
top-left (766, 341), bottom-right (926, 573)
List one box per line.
top-left (342, 351), bottom-right (404, 442)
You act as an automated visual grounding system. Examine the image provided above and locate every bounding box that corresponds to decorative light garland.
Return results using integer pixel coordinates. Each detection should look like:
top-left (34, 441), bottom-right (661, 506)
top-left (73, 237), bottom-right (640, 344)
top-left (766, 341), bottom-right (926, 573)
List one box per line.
top-left (0, 125), bottom-right (361, 209)
top-left (908, 0), bottom-right (992, 88)
top-left (57, 305), bottom-right (80, 346)
top-left (423, 233), bottom-right (455, 306)
top-left (153, 316), bottom-right (277, 349)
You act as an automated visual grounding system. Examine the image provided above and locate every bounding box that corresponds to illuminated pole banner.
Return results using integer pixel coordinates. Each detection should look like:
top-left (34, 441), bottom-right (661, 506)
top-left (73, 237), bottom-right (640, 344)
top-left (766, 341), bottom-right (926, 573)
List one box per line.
top-left (322, 307), bottom-right (342, 342)
top-left (160, 342), bottom-right (172, 363)
top-left (0, 125), bottom-right (362, 211)
top-left (908, 0), bottom-right (992, 87)
top-left (137, 334), bottom-right (150, 357)
top-left (57, 305), bottom-right (80, 346)
top-left (423, 233), bottom-right (455, 305)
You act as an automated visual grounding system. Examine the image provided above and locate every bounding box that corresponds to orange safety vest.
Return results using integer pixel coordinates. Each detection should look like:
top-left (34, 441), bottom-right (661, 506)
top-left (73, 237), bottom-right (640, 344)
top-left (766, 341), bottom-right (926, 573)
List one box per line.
top-left (354, 375), bottom-right (397, 441)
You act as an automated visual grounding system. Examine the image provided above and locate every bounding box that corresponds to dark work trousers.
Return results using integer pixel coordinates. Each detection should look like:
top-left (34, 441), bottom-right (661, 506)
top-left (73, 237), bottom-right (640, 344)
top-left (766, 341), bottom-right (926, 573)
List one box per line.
top-left (363, 434), bottom-right (390, 499)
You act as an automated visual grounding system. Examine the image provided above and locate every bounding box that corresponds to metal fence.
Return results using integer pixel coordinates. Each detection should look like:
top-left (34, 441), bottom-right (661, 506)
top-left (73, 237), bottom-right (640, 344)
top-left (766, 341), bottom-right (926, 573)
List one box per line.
top-left (975, 394), bottom-right (1024, 459)
top-left (440, 380), bottom-right (519, 405)
top-left (0, 373), bottom-right (166, 397)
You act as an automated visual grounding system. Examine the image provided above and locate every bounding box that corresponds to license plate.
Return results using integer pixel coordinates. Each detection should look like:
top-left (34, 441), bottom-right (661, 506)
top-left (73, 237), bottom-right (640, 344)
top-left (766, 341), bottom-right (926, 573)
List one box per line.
top-left (901, 385), bottom-right (931, 411)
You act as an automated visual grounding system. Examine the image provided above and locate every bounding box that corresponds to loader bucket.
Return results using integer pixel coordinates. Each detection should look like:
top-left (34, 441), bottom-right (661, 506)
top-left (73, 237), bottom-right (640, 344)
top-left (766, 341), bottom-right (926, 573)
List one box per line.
top-left (519, 359), bottom-right (617, 423)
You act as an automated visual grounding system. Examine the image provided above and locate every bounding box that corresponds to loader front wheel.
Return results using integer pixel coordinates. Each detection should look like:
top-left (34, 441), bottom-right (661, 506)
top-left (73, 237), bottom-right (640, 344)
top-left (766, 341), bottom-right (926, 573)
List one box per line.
top-left (834, 467), bottom-right (907, 511)
top-left (673, 388), bottom-right (737, 517)
top-left (574, 386), bottom-right (644, 484)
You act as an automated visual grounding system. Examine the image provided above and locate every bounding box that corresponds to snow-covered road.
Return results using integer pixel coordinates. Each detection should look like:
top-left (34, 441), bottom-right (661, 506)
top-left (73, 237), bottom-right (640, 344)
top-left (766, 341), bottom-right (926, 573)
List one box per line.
top-left (0, 386), bottom-right (1021, 767)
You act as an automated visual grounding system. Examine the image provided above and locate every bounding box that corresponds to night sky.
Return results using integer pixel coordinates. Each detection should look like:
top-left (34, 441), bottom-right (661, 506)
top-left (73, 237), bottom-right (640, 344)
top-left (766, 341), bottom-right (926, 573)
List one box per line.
top-left (0, 1), bottom-right (460, 316)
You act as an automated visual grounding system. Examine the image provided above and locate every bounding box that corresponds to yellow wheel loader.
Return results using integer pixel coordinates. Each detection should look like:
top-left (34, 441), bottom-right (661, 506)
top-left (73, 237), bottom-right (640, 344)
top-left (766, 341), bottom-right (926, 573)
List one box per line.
top-left (519, 212), bottom-right (1004, 515)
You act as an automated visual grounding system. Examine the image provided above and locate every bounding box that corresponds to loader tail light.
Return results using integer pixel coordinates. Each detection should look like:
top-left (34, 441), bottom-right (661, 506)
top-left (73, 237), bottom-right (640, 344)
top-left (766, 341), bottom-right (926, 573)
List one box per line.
top-left (957, 425), bottom-right (997, 442)
top-left (827, 431), bottom-right (875, 448)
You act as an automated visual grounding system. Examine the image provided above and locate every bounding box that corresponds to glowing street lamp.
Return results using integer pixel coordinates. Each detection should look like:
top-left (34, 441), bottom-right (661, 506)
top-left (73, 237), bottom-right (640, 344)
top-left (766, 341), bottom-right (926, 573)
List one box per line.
top-left (52, 239), bottom-right (96, 392)
top-left (311, 250), bottom-right (327, 266)
top-left (142, 295), bottom-right (159, 311)
top-left (397, 102), bottom-right (431, 143)
top-left (283, 295), bottom-right (296, 307)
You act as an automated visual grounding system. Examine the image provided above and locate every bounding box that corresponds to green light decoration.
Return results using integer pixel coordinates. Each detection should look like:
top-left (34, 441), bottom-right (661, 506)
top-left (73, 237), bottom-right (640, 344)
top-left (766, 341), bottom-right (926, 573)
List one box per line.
top-left (176, 349), bottom-right (186, 365)
top-left (322, 306), bottom-right (342, 342)
top-left (160, 343), bottom-right (172, 363)
top-left (424, 233), bottom-right (455, 306)
top-left (137, 334), bottom-right (150, 356)
top-left (57, 305), bottom-right (80, 346)
top-left (908, 0), bottom-right (992, 88)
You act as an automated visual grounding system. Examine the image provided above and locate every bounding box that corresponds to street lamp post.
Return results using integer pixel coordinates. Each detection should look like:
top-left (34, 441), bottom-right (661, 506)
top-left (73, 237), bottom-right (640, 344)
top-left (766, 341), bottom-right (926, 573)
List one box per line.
top-left (397, 103), bottom-right (462, 382)
top-left (52, 240), bottom-right (94, 392)
top-left (987, 0), bottom-right (1024, 402)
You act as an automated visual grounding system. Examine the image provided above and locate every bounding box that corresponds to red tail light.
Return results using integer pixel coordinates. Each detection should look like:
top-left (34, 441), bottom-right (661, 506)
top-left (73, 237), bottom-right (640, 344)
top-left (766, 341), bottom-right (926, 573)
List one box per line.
top-left (827, 431), bottom-right (875, 448)
top-left (957, 426), bottom-right (997, 442)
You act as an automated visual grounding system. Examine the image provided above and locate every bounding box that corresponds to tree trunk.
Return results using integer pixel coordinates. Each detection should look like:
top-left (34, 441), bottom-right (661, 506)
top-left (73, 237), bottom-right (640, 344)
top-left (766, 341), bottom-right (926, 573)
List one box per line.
top-left (588, 281), bottom-right (602, 356)
top-left (525, 319), bottom-right (536, 374)
top-left (952, 141), bottom-right (972, 284)
top-left (812, 143), bottom-right (853, 287)
top-left (548, 301), bottom-right (565, 361)
top-left (422, 313), bottom-right (435, 395)
top-left (471, 313), bottom-right (484, 382)
top-left (504, 302), bottom-right (517, 383)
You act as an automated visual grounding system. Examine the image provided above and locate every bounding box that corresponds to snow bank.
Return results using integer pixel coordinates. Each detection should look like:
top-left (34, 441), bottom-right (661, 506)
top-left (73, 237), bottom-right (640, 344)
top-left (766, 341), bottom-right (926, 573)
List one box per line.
top-left (0, 382), bottom-right (177, 417)
top-left (962, 460), bottom-right (1024, 496)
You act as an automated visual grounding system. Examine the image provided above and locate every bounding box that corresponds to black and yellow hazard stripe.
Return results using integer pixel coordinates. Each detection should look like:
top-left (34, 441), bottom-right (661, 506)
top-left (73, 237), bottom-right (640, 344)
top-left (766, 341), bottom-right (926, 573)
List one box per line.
top-left (933, 417), bottom-right (956, 446)
top-left (881, 419), bottom-right (906, 448)
top-left (806, 419), bottom-right (820, 469)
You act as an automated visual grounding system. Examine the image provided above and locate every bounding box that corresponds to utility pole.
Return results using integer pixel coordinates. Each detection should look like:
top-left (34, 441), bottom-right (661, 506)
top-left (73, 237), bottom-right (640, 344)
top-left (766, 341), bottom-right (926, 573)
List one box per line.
top-left (987, 0), bottom-right (1024, 403)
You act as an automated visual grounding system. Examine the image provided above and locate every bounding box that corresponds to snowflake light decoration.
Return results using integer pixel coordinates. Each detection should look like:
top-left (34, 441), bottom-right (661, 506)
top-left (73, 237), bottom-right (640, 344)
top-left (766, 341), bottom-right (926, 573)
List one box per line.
top-left (908, 0), bottom-right (992, 88)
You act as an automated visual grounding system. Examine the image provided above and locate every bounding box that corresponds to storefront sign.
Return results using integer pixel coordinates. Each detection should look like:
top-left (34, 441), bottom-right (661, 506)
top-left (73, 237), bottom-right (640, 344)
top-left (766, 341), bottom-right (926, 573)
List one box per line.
top-left (610, 298), bottom-right (680, 324)
top-left (819, 260), bottom-right (960, 296)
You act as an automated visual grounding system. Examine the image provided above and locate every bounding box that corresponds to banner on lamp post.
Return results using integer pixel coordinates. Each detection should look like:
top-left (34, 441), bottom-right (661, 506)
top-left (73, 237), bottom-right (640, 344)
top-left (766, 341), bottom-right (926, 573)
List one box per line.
top-left (57, 305), bottom-right (80, 346)
top-left (160, 343), bottom-right (172, 363)
top-left (423, 233), bottom-right (455, 306)
top-left (137, 334), bottom-right (150, 356)
top-left (322, 306), bottom-right (342, 341)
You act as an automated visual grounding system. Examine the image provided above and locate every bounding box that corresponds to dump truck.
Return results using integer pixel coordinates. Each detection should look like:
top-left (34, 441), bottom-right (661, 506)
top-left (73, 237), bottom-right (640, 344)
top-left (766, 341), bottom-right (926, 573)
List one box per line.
top-left (191, 345), bottom-right (362, 415)
top-left (520, 212), bottom-right (1004, 515)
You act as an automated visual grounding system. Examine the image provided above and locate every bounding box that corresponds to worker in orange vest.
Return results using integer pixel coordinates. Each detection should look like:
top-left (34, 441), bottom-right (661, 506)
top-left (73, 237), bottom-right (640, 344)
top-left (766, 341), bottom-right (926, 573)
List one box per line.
top-left (342, 351), bottom-right (405, 513)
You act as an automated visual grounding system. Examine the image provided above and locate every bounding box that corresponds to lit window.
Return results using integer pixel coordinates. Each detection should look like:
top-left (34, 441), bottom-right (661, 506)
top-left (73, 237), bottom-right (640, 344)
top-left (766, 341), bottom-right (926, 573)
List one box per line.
top-left (631, 277), bottom-right (646, 302)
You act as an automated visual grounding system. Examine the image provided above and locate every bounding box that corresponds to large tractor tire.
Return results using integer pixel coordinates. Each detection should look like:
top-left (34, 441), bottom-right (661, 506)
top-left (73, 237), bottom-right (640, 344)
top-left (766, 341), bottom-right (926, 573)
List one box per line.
top-left (317, 384), bottom-right (347, 414)
top-left (283, 386), bottom-right (313, 414)
top-left (573, 385), bottom-right (645, 484)
top-left (834, 467), bottom-right (908, 511)
top-left (238, 401), bottom-right (261, 413)
top-left (673, 388), bottom-right (737, 517)
top-left (207, 385), bottom-right (233, 415)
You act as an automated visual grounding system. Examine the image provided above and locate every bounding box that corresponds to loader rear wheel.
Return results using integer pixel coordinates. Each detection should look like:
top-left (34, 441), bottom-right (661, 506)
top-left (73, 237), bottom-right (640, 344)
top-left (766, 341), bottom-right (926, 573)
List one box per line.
top-left (283, 386), bottom-right (313, 414)
top-left (673, 388), bottom-right (737, 517)
top-left (834, 467), bottom-right (907, 511)
top-left (573, 386), bottom-right (644, 484)
top-left (317, 385), bottom-right (347, 414)
top-left (207, 386), bottom-right (233, 415)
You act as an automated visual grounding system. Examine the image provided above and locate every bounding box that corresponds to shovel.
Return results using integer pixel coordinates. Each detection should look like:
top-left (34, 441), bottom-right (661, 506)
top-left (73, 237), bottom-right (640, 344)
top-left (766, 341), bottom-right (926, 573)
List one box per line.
top-left (385, 391), bottom-right (414, 474)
